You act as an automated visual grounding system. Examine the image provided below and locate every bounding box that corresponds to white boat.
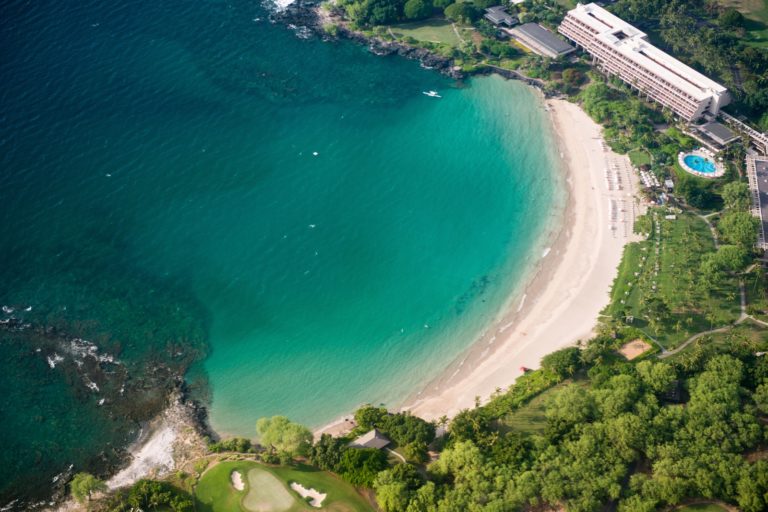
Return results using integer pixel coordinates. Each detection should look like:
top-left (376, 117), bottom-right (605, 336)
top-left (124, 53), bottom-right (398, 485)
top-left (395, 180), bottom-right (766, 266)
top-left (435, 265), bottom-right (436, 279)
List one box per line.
top-left (422, 90), bottom-right (441, 98)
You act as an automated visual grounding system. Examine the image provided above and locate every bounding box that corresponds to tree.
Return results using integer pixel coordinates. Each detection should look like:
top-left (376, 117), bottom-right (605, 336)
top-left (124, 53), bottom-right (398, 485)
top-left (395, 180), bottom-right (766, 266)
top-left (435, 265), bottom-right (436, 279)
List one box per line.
top-left (337, 448), bottom-right (388, 487)
top-left (719, 8), bottom-right (744, 29)
top-left (562, 68), bottom-right (585, 88)
top-left (374, 464), bottom-right (425, 511)
top-left (754, 380), bottom-right (768, 414)
top-left (635, 361), bottom-right (677, 394)
top-left (404, 0), bottom-right (432, 20)
top-left (256, 416), bottom-right (313, 457)
top-left (70, 472), bottom-right (106, 504)
top-left (718, 211), bottom-right (759, 249)
top-left (403, 441), bottom-right (429, 464)
top-left (308, 433), bottom-right (348, 471)
top-left (721, 181), bottom-right (751, 211)
top-left (541, 346), bottom-right (582, 378)
top-left (355, 404), bottom-right (388, 430)
top-left (444, 2), bottom-right (480, 23)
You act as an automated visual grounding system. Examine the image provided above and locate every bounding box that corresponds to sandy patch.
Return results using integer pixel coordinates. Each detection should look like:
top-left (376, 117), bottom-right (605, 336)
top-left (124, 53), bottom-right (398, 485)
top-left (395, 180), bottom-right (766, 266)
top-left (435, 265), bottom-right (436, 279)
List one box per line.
top-left (619, 339), bottom-right (652, 360)
top-left (231, 470), bottom-right (245, 491)
top-left (402, 98), bottom-right (642, 420)
top-left (107, 424), bottom-right (177, 489)
top-left (290, 482), bottom-right (326, 508)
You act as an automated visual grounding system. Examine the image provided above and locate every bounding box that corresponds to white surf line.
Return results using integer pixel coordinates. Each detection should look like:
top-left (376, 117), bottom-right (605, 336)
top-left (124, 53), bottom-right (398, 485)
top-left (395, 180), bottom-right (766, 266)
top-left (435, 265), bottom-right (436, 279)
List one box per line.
top-left (517, 294), bottom-right (527, 312)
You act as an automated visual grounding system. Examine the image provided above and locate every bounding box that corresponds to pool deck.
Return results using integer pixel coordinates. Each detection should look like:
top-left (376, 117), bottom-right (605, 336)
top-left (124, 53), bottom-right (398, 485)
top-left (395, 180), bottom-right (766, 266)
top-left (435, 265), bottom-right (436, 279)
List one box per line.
top-left (678, 149), bottom-right (725, 178)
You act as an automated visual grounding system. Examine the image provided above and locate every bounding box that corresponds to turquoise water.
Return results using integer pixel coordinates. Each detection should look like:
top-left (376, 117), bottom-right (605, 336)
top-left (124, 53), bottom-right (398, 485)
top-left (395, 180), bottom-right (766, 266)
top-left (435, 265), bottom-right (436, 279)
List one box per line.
top-left (684, 154), bottom-right (717, 173)
top-left (1, 0), bottom-right (561, 503)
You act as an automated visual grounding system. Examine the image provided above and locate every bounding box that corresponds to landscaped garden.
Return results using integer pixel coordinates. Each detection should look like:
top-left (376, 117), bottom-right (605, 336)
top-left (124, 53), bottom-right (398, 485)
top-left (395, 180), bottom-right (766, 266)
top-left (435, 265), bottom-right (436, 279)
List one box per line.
top-left (194, 461), bottom-right (372, 512)
top-left (605, 209), bottom-right (742, 349)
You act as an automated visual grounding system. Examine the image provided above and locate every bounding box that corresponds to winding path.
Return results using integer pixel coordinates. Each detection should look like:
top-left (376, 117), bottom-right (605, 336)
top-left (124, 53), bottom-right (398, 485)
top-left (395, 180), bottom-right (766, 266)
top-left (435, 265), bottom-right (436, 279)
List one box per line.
top-left (658, 277), bottom-right (768, 359)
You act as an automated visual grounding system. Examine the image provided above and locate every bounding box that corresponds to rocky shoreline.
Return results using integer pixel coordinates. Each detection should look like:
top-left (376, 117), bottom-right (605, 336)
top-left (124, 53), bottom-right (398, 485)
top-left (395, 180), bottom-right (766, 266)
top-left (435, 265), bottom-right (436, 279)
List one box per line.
top-left (272, 2), bottom-right (463, 78)
top-left (0, 317), bottom-right (213, 511)
top-left (271, 1), bottom-right (551, 92)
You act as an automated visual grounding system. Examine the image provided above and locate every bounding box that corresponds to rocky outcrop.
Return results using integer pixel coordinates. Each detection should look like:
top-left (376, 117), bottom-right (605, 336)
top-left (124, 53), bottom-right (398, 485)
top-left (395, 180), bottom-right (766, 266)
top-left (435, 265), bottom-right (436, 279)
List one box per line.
top-left (272, 2), bottom-right (463, 79)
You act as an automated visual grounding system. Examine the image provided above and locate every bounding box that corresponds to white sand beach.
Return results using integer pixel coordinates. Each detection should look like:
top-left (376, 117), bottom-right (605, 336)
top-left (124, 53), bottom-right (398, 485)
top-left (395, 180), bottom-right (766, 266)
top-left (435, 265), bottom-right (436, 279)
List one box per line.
top-left (401, 99), bottom-right (642, 421)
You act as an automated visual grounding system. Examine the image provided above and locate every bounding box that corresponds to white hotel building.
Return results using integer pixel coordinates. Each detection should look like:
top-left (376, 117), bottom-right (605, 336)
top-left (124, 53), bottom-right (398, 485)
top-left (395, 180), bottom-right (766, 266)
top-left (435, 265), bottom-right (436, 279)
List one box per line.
top-left (558, 3), bottom-right (730, 122)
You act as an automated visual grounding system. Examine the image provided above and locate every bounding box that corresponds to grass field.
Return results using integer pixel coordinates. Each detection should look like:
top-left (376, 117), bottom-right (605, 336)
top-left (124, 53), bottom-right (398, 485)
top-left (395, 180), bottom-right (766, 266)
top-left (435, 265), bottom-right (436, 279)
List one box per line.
top-left (389, 19), bottom-right (472, 47)
top-left (675, 503), bottom-right (729, 512)
top-left (745, 265), bottom-right (768, 321)
top-left (720, 0), bottom-right (768, 47)
top-left (605, 209), bottom-right (741, 349)
top-left (663, 321), bottom-right (768, 362)
top-left (195, 461), bottom-right (372, 512)
top-left (501, 382), bottom-right (571, 435)
top-left (628, 149), bottom-right (652, 167)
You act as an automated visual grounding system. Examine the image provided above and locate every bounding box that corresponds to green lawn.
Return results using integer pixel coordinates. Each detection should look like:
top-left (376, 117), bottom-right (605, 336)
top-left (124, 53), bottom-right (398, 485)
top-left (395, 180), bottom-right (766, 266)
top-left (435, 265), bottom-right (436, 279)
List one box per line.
top-left (676, 503), bottom-right (729, 512)
top-left (664, 321), bottom-right (768, 362)
top-left (720, 0), bottom-right (768, 47)
top-left (745, 265), bottom-right (768, 322)
top-left (605, 209), bottom-right (741, 349)
top-left (501, 382), bottom-right (568, 435)
top-left (195, 460), bottom-right (372, 512)
top-left (628, 149), bottom-right (652, 167)
top-left (389, 19), bottom-right (470, 46)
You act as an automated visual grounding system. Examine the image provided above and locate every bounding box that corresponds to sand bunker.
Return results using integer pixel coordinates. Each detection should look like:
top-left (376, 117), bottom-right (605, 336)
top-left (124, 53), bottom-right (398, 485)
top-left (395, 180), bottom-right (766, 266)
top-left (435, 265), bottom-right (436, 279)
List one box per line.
top-left (290, 482), bottom-right (326, 508)
top-left (619, 339), bottom-right (652, 360)
top-left (242, 468), bottom-right (295, 512)
top-left (231, 470), bottom-right (244, 491)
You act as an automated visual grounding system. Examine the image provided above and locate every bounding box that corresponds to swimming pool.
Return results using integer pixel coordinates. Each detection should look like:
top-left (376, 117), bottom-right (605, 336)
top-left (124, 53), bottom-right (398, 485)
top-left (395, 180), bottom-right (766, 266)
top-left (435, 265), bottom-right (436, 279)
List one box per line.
top-left (683, 154), bottom-right (716, 174)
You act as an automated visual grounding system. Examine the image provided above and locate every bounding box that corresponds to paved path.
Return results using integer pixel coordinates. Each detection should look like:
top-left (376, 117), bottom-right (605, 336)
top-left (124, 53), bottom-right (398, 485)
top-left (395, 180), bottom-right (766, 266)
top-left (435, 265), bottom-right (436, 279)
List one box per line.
top-left (386, 448), bottom-right (406, 463)
top-left (658, 278), bottom-right (767, 359)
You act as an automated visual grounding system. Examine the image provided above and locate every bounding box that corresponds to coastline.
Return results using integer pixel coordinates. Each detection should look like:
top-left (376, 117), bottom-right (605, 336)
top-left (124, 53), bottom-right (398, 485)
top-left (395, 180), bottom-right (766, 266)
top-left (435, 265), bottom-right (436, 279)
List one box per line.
top-left (399, 99), bottom-right (642, 420)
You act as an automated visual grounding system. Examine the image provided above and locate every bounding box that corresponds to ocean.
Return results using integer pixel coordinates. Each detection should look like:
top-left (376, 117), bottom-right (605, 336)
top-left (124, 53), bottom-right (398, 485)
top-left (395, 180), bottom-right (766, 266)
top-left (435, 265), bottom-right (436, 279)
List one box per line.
top-left (0, 0), bottom-right (562, 504)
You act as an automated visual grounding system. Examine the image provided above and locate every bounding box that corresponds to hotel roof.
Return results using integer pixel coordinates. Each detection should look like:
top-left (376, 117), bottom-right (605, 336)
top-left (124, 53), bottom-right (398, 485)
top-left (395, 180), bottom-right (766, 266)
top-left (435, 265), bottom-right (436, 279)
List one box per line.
top-left (566, 3), bottom-right (728, 102)
top-left (514, 23), bottom-right (575, 57)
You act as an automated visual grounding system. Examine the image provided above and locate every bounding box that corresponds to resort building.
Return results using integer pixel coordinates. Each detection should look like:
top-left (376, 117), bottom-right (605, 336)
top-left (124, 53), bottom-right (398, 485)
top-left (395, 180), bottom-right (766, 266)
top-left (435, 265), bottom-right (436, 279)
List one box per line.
top-left (747, 155), bottom-right (768, 250)
top-left (348, 429), bottom-right (391, 450)
top-left (558, 3), bottom-right (730, 122)
top-left (508, 23), bottom-right (575, 59)
top-left (695, 121), bottom-right (739, 149)
top-left (484, 6), bottom-right (517, 28)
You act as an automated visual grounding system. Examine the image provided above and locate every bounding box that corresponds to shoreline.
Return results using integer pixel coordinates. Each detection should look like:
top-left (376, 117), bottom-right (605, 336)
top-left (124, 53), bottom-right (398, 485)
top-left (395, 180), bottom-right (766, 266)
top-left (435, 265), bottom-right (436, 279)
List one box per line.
top-left (399, 98), bottom-right (641, 420)
top-left (315, 97), bottom-right (641, 435)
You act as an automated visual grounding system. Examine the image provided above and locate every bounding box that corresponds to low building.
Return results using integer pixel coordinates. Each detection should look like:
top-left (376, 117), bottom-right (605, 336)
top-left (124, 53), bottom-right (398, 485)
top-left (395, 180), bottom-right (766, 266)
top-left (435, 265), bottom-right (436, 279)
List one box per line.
top-left (696, 122), bottom-right (738, 147)
top-left (484, 6), bottom-right (517, 27)
top-left (509, 23), bottom-right (575, 59)
top-left (348, 429), bottom-right (390, 450)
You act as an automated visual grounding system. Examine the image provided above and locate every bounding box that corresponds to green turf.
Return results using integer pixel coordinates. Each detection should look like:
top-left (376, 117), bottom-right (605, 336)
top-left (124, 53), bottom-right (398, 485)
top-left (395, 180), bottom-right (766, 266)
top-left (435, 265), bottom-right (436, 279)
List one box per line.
top-left (389, 19), bottom-right (471, 46)
top-left (243, 468), bottom-right (295, 512)
top-left (604, 209), bottom-right (741, 349)
top-left (500, 380), bottom-right (590, 435)
top-left (501, 383), bottom-right (563, 434)
top-left (628, 149), bottom-right (652, 167)
top-left (676, 503), bottom-right (729, 512)
top-left (194, 461), bottom-right (373, 512)
top-left (720, 0), bottom-right (768, 47)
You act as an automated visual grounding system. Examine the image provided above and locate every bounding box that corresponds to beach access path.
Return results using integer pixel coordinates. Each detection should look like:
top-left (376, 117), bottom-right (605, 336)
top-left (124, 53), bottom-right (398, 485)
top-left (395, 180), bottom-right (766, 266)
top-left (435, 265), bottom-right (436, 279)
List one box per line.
top-left (399, 99), bottom-right (642, 421)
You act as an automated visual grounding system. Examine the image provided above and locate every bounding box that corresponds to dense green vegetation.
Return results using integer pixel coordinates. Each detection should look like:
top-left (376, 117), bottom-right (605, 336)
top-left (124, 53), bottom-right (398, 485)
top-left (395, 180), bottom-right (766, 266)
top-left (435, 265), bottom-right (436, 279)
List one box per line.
top-left (105, 480), bottom-right (194, 512)
top-left (70, 472), bottom-right (106, 504)
top-left (610, 0), bottom-right (768, 127)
